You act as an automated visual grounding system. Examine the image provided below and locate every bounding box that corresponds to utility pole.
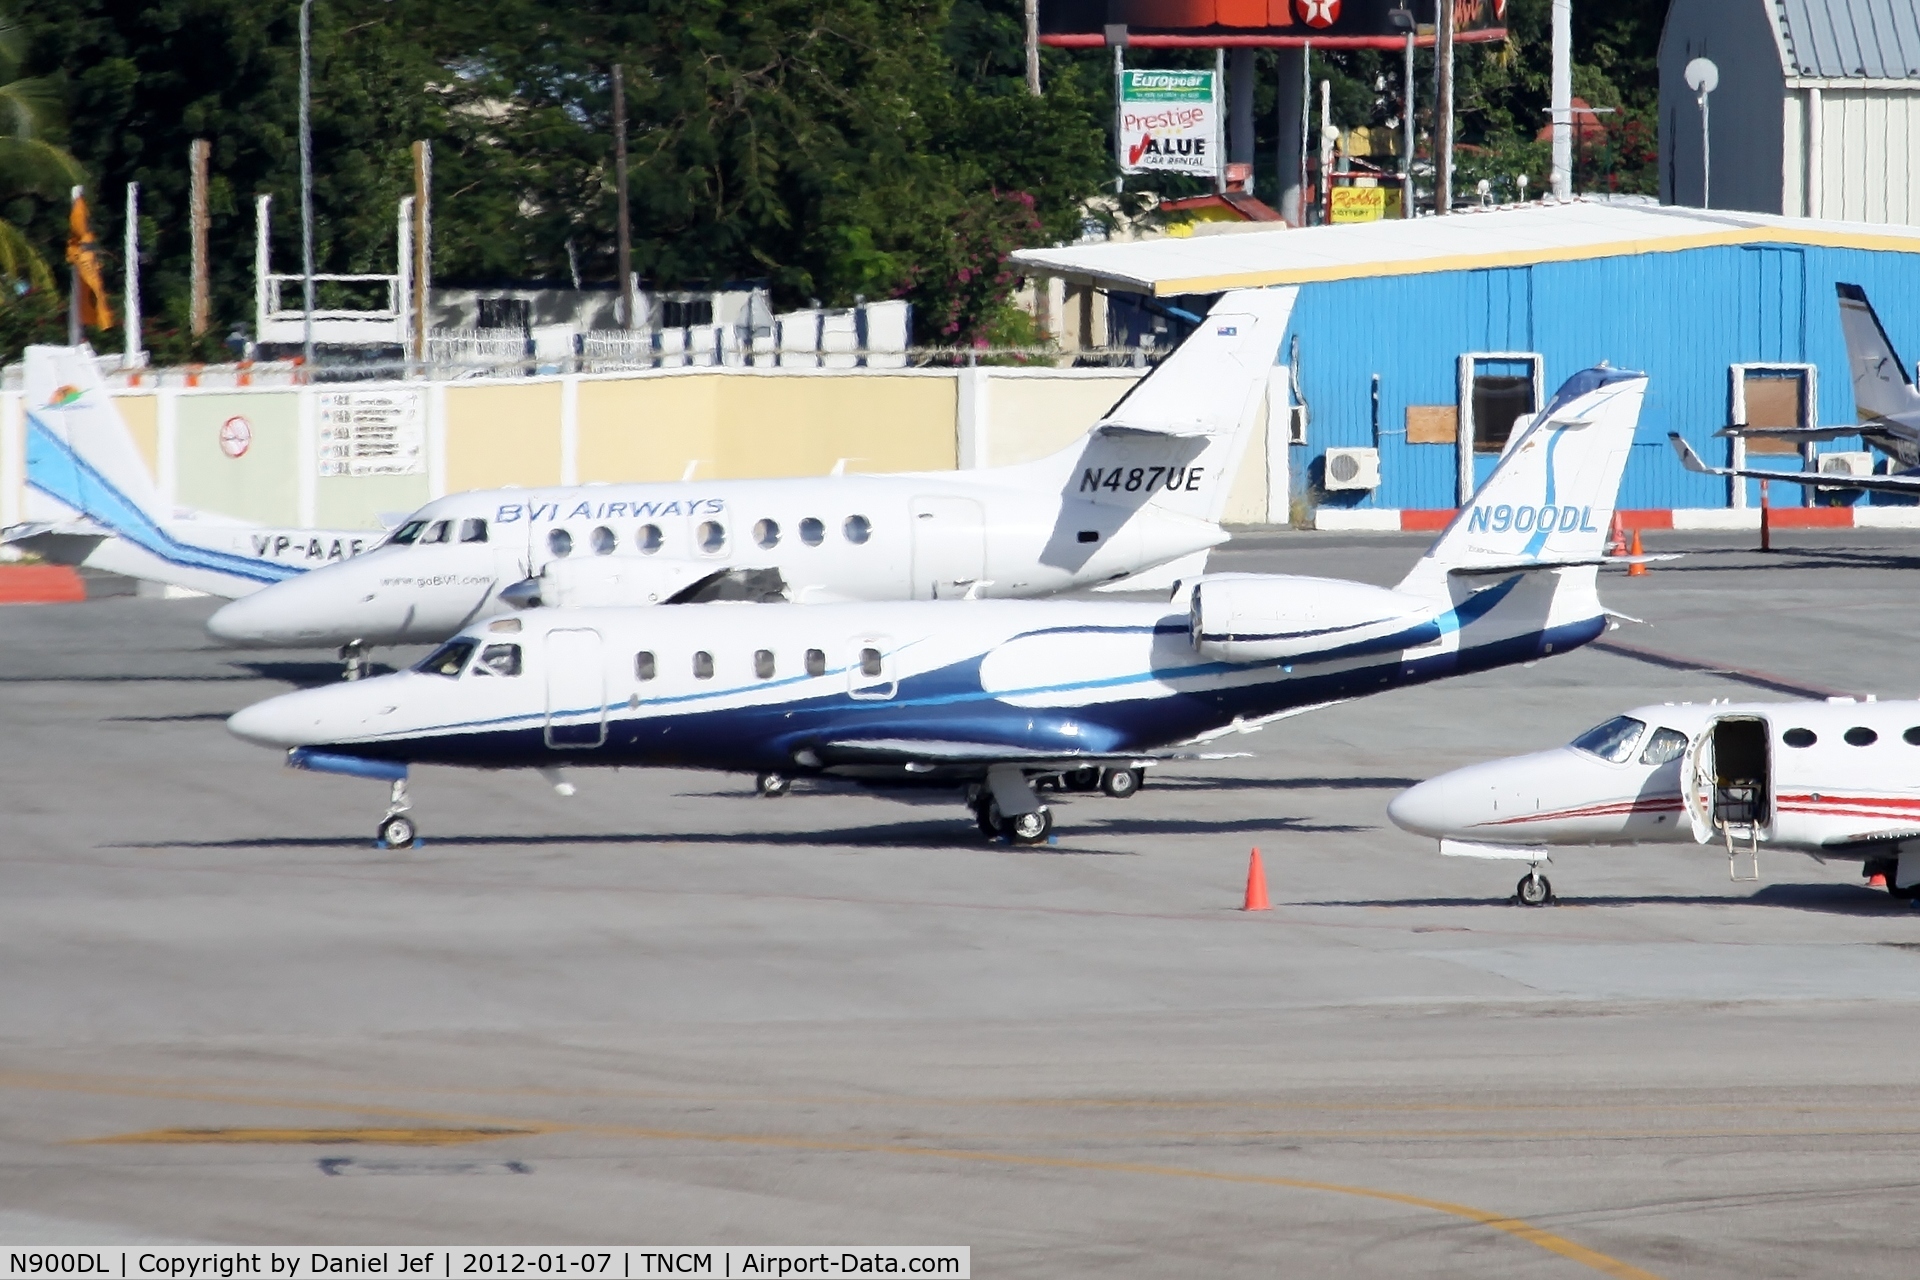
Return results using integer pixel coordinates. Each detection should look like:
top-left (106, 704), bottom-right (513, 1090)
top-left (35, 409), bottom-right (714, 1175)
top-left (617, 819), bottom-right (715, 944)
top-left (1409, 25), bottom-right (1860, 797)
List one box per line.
top-left (1550, 0), bottom-right (1572, 198)
top-left (66, 185), bottom-right (81, 346)
top-left (189, 139), bottom-right (210, 337)
top-left (411, 140), bottom-right (431, 363)
top-left (299, 0), bottom-right (315, 370)
top-left (1436, 0), bottom-right (1455, 214)
top-left (1023, 0), bottom-right (1040, 96)
top-left (612, 63), bottom-right (633, 331)
top-left (124, 182), bottom-right (143, 365)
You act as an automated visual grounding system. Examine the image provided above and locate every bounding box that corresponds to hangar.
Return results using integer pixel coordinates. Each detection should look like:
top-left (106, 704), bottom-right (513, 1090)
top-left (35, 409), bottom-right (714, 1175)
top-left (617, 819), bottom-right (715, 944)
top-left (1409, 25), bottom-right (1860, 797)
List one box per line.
top-left (1011, 200), bottom-right (1920, 525)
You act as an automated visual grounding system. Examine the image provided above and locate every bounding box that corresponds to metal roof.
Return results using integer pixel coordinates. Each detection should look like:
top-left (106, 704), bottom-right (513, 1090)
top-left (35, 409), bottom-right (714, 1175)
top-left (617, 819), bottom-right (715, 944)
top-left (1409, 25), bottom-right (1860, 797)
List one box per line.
top-left (1009, 200), bottom-right (1920, 297)
top-left (1776, 0), bottom-right (1920, 79)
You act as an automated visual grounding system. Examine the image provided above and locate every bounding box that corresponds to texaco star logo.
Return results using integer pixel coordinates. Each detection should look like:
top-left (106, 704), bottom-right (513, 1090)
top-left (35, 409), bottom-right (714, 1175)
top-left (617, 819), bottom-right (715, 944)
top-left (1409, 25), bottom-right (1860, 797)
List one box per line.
top-left (1296, 0), bottom-right (1340, 26)
top-left (220, 415), bottom-right (252, 458)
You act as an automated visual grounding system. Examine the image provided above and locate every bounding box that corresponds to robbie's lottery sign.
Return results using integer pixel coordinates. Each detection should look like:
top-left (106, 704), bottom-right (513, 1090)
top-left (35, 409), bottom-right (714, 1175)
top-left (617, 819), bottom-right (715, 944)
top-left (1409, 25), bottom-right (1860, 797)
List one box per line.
top-left (1117, 69), bottom-right (1221, 178)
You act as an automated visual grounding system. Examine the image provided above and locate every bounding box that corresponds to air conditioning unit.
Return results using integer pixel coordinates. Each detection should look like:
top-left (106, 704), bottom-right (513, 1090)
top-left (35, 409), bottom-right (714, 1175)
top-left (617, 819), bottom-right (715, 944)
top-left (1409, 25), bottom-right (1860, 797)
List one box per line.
top-left (1323, 446), bottom-right (1381, 491)
top-left (1816, 451), bottom-right (1874, 483)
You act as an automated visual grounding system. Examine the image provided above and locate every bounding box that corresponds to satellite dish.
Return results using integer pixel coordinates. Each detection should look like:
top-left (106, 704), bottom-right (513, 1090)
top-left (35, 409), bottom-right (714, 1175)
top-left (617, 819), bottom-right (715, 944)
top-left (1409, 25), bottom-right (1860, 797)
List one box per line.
top-left (1685, 57), bottom-right (1719, 94)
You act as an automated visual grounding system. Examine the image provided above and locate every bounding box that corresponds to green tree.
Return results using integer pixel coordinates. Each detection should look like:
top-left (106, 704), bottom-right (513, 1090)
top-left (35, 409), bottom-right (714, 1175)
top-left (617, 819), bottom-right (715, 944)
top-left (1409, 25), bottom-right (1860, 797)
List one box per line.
top-left (0, 14), bottom-right (82, 295)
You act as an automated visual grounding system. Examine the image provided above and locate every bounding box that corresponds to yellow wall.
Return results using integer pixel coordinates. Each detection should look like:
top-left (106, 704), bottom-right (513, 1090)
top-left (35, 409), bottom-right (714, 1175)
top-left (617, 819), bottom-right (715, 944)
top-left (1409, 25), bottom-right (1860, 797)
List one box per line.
top-left (115, 394), bottom-right (159, 477)
top-left (982, 373), bottom-right (1139, 468)
top-left (177, 392), bottom-right (301, 525)
top-left (445, 381), bottom-right (562, 492)
top-left (576, 372), bottom-right (957, 483)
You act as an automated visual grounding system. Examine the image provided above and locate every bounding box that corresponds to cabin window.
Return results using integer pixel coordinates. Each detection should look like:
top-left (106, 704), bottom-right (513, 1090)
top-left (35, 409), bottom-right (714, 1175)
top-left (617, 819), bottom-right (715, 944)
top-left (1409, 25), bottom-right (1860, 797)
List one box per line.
top-left (754, 649), bottom-right (776, 679)
top-left (693, 650), bottom-right (714, 679)
top-left (420, 519), bottom-right (452, 544)
top-left (635, 651), bottom-right (656, 681)
top-left (474, 643), bottom-right (522, 677)
top-left (844, 514), bottom-right (872, 545)
top-left (755, 519), bottom-right (780, 549)
top-left (1906, 727), bottom-right (1920, 745)
top-left (416, 639), bottom-right (476, 678)
top-left (389, 520), bottom-right (427, 545)
top-left (848, 641), bottom-right (895, 700)
top-left (1570, 715), bottom-right (1645, 764)
top-left (1783, 728), bottom-right (1817, 748)
top-left (1845, 726), bottom-right (1879, 747)
top-left (548, 528), bottom-right (573, 558)
top-left (459, 518), bottom-right (488, 543)
top-left (859, 647), bottom-right (883, 677)
top-left (799, 517), bottom-right (825, 546)
top-left (590, 525), bottom-right (617, 555)
top-left (697, 521), bottom-right (727, 554)
top-left (636, 523), bottom-right (663, 554)
top-left (805, 648), bottom-right (826, 676)
top-left (1638, 727), bottom-right (1689, 766)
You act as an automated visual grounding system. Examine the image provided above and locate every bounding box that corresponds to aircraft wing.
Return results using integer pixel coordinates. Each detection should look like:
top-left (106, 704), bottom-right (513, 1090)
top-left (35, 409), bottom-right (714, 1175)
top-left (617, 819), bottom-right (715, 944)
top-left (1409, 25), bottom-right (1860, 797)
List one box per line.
top-left (1669, 433), bottom-right (1920, 495)
top-left (1714, 424), bottom-right (1866, 443)
top-left (1822, 829), bottom-right (1920, 852)
top-left (813, 738), bottom-right (1156, 767)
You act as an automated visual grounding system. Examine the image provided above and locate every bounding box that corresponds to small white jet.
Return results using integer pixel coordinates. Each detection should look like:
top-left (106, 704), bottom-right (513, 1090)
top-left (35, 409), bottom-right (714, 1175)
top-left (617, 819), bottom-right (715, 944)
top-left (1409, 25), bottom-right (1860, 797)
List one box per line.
top-left (226, 365), bottom-right (1650, 848)
top-left (1390, 697), bottom-right (1920, 905)
top-left (3, 346), bottom-right (376, 595)
top-left (204, 288), bottom-right (1297, 663)
top-left (1670, 281), bottom-right (1920, 493)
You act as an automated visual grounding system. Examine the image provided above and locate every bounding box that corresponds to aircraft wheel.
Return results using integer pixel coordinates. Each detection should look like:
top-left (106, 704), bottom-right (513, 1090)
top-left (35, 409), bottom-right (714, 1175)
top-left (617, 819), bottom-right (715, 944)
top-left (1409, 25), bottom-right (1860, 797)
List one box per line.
top-left (377, 813), bottom-right (417, 849)
top-left (756, 771), bottom-right (791, 798)
top-left (1101, 767), bottom-right (1143, 799)
top-left (1515, 872), bottom-right (1551, 907)
top-left (1063, 765), bottom-right (1102, 792)
top-left (976, 801), bottom-right (1000, 838)
top-left (1000, 807), bottom-right (1053, 845)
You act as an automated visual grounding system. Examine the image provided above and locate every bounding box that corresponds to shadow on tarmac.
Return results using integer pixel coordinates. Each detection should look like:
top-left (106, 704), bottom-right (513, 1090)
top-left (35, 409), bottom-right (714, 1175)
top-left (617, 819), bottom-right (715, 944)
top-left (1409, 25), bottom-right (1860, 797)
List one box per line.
top-left (1301, 882), bottom-right (1916, 915)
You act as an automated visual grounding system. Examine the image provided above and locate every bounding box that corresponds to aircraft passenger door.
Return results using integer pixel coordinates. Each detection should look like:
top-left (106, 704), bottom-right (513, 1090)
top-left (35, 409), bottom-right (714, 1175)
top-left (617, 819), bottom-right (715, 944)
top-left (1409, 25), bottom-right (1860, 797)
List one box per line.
top-left (1682, 717), bottom-right (1773, 844)
top-left (847, 636), bottom-right (897, 701)
top-left (544, 627), bottom-right (607, 748)
top-left (910, 496), bottom-right (987, 600)
top-left (1681, 729), bottom-right (1717, 844)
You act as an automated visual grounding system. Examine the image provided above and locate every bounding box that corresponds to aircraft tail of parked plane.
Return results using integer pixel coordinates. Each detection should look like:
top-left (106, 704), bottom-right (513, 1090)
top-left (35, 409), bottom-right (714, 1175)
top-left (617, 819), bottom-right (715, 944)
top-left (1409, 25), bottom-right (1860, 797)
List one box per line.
top-left (1025, 287), bottom-right (1293, 527)
top-left (1837, 282), bottom-right (1920, 425)
top-left (1397, 366), bottom-right (1646, 599)
top-left (5, 346), bottom-right (379, 597)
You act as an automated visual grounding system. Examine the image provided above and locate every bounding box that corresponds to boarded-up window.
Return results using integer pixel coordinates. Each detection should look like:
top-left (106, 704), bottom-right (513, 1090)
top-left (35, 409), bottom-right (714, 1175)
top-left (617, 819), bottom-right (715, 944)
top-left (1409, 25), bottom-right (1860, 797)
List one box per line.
top-left (1406, 405), bottom-right (1458, 444)
top-left (1742, 371), bottom-right (1806, 455)
top-left (1472, 376), bottom-right (1535, 454)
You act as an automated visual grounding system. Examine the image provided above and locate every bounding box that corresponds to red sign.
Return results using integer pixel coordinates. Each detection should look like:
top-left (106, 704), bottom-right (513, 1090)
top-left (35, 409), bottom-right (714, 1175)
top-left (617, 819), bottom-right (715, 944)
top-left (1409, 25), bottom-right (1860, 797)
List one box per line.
top-left (1295, 0), bottom-right (1341, 26)
top-left (220, 415), bottom-right (252, 459)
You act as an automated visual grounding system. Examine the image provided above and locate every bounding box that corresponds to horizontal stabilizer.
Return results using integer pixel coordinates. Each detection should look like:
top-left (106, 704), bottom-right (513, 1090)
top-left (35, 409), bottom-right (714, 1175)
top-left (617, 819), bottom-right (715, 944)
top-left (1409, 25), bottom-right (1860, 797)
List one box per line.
top-left (1448, 554), bottom-right (1681, 577)
top-left (1715, 424), bottom-right (1863, 443)
top-left (1669, 432), bottom-right (1920, 495)
top-left (1439, 838), bottom-right (1551, 861)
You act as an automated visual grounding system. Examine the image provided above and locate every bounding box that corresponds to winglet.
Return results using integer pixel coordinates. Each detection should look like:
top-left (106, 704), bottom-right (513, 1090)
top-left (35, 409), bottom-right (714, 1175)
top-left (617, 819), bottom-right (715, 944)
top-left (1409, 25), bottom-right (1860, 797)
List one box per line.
top-left (1668, 432), bottom-right (1719, 474)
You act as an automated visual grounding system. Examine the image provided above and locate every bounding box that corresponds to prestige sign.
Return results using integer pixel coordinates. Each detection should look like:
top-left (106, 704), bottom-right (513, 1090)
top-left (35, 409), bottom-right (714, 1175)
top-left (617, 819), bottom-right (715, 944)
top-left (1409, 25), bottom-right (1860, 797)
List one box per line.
top-left (1117, 69), bottom-right (1221, 178)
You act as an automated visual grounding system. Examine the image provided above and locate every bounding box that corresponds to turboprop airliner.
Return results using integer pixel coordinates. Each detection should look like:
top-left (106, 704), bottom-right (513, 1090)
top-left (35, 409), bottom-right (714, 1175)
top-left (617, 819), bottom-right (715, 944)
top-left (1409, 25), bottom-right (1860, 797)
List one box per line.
top-left (2, 346), bottom-right (377, 595)
top-left (226, 365), bottom-right (1650, 849)
top-left (1670, 282), bottom-right (1920, 494)
top-left (203, 288), bottom-right (1296, 667)
top-left (1390, 697), bottom-right (1920, 906)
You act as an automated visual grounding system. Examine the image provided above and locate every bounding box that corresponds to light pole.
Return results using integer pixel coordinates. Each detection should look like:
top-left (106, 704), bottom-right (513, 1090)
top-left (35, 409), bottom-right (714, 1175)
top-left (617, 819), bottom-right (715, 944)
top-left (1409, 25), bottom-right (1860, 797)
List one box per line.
top-left (1388, 4), bottom-right (1414, 218)
top-left (1685, 57), bottom-right (1718, 209)
top-left (300, 0), bottom-right (315, 370)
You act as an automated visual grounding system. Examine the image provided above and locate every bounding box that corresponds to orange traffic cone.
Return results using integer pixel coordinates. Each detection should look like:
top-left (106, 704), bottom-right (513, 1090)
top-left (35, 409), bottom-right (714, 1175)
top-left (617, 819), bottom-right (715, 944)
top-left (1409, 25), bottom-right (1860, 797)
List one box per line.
top-left (1606, 511), bottom-right (1627, 557)
top-left (1870, 873), bottom-right (1888, 888)
top-left (1243, 847), bottom-right (1271, 911)
top-left (1626, 528), bottom-right (1646, 577)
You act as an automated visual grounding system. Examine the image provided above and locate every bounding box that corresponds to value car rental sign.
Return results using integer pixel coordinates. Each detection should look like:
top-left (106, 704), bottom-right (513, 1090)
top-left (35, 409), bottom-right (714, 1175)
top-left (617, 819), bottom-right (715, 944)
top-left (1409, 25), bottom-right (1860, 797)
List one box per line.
top-left (1117, 68), bottom-right (1221, 178)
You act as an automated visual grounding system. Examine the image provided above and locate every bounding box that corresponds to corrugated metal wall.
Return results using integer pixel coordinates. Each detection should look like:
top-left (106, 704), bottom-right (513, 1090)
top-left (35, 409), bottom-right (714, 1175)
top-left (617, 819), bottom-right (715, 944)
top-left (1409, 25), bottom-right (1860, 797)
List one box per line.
top-left (1272, 242), bottom-right (1920, 511)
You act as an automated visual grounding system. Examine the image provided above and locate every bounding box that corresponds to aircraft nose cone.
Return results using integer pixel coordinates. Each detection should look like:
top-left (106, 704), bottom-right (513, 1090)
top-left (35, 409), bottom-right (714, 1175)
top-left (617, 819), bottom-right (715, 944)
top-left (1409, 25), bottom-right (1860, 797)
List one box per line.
top-left (206, 592), bottom-right (275, 645)
top-left (1387, 776), bottom-right (1467, 839)
top-left (227, 691), bottom-right (324, 749)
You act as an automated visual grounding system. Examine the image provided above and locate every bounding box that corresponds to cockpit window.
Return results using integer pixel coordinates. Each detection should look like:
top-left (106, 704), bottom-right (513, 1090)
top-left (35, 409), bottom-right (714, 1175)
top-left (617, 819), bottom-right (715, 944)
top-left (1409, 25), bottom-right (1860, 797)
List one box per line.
top-left (388, 520), bottom-right (428, 546)
top-left (420, 520), bottom-right (452, 544)
top-left (417, 639), bottom-right (477, 678)
top-left (474, 643), bottom-right (522, 677)
top-left (1571, 715), bottom-right (1646, 763)
top-left (459, 518), bottom-right (488, 543)
top-left (1638, 727), bottom-right (1689, 766)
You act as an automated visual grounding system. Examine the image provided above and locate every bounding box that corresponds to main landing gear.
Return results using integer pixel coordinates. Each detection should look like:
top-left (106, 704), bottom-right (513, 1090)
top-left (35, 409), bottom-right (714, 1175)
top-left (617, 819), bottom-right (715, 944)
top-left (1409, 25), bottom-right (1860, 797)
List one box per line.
top-left (376, 778), bottom-right (417, 848)
top-left (340, 640), bottom-right (371, 681)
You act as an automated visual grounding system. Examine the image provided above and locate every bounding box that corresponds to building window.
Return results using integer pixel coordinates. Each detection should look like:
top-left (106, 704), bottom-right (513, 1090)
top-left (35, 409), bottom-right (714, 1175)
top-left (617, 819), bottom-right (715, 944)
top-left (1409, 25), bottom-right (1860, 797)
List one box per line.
top-left (1734, 366), bottom-right (1813, 455)
top-left (1471, 373), bottom-right (1536, 454)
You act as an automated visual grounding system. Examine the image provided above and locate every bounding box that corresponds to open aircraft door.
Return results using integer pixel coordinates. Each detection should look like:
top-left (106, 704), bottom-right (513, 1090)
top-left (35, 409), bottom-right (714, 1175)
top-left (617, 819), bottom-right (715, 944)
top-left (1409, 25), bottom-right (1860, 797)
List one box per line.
top-left (1681, 716), bottom-right (1771, 879)
top-left (544, 627), bottom-right (608, 748)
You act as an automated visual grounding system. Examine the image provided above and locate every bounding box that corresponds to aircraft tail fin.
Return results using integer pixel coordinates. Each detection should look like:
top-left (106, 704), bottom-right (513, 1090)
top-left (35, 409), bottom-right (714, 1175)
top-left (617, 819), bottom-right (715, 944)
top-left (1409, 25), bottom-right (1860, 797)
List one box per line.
top-left (21, 345), bottom-right (168, 533)
top-left (1836, 283), bottom-right (1920, 423)
top-left (1042, 287), bottom-right (1295, 524)
top-left (1397, 366), bottom-right (1646, 598)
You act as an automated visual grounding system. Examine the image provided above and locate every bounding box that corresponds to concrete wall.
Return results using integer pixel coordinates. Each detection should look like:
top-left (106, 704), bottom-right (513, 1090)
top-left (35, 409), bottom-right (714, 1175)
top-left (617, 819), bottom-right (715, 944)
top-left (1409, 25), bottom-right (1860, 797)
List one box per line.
top-left (0, 364), bottom-right (1287, 536)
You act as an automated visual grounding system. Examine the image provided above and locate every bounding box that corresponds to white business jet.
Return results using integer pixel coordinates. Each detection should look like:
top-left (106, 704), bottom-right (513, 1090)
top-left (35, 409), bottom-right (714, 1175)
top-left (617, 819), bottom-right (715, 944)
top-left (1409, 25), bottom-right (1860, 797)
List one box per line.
top-left (2, 346), bottom-right (377, 594)
top-left (1390, 697), bottom-right (1920, 905)
top-left (203, 288), bottom-right (1297, 667)
top-left (1670, 282), bottom-right (1920, 492)
top-left (226, 365), bottom-right (1650, 848)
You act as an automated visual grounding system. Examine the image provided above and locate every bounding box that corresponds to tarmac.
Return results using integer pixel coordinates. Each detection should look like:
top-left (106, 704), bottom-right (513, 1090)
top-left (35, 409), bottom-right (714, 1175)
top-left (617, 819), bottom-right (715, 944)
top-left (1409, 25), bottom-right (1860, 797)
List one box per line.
top-left (4, 527), bottom-right (1920, 1276)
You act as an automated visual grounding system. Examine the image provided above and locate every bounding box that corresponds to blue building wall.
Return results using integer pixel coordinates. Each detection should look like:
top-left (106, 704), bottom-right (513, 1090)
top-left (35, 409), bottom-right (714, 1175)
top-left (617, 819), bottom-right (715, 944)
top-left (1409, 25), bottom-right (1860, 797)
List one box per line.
top-left (1227, 242), bottom-right (1920, 511)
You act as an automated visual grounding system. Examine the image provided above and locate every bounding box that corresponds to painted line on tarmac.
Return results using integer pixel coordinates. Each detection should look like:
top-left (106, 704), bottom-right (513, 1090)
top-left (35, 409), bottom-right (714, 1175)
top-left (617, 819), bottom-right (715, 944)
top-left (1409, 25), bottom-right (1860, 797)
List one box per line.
top-left (12, 1069), bottom-right (1661, 1279)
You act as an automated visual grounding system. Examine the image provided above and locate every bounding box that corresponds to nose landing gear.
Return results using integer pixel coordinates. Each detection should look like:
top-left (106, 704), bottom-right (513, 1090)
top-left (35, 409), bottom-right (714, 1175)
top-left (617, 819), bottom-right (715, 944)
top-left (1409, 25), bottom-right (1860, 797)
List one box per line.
top-left (339, 639), bottom-right (371, 681)
top-left (376, 778), bottom-right (417, 848)
top-left (1515, 869), bottom-right (1553, 906)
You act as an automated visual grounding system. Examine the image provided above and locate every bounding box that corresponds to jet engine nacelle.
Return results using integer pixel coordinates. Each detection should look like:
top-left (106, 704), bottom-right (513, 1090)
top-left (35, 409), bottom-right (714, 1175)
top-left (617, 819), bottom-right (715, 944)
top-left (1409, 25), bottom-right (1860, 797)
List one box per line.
top-left (1188, 573), bottom-right (1441, 663)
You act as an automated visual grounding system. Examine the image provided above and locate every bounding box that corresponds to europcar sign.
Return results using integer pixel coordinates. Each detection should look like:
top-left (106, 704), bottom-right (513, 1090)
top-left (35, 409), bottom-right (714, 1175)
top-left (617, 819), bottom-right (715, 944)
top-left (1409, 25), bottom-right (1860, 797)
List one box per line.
top-left (1117, 69), bottom-right (1222, 178)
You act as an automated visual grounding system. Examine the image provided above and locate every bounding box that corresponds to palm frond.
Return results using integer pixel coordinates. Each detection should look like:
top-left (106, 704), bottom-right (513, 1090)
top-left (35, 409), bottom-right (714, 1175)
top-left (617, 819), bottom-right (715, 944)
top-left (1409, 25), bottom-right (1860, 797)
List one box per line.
top-left (0, 135), bottom-right (83, 197)
top-left (0, 218), bottom-right (54, 294)
top-left (0, 74), bottom-right (66, 139)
